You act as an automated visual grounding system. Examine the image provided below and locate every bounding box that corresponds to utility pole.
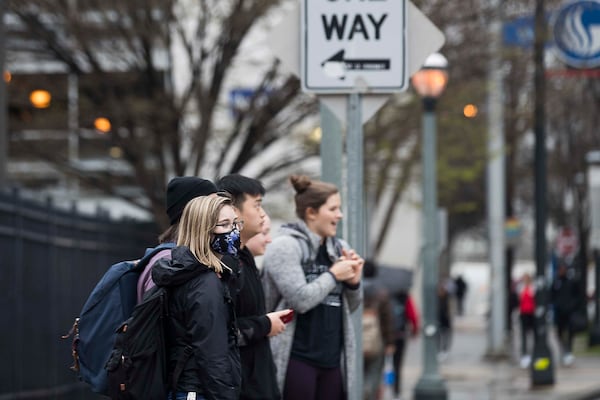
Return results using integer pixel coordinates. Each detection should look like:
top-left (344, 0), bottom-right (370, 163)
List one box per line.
top-left (0, 0), bottom-right (7, 186)
top-left (530, 0), bottom-right (555, 386)
top-left (486, 0), bottom-right (507, 358)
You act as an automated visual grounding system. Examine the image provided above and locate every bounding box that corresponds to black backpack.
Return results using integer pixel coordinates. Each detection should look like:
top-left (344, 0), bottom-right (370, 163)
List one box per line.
top-left (105, 286), bottom-right (193, 400)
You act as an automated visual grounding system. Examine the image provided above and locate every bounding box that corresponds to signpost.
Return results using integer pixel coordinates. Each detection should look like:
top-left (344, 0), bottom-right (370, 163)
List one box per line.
top-left (301, 0), bottom-right (407, 93)
top-left (269, 2), bottom-right (445, 399)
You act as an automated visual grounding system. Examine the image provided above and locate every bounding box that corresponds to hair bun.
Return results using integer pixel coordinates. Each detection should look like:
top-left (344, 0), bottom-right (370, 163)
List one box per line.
top-left (290, 174), bottom-right (312, 194)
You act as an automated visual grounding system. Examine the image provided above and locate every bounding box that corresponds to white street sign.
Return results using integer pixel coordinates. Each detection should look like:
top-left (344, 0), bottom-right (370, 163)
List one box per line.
top-left (270, 0), bottom-right (445, 123)
top-left (302, 0), bottom-right (407, 93)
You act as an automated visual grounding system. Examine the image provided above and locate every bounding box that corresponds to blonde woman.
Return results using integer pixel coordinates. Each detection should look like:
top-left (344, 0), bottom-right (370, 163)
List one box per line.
top-left (152, 195), bottom-right (241, 400)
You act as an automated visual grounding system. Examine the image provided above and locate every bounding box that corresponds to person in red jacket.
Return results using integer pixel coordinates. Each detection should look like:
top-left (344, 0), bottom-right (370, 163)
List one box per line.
top-left (517, 273), bottom-right (536, 368)
top-left (391, 291), bottom-right (419, 399)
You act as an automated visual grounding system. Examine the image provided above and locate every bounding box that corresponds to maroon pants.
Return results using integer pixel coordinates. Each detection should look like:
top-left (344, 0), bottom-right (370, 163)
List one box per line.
top-left (283, 358), bottom-right (346, 400)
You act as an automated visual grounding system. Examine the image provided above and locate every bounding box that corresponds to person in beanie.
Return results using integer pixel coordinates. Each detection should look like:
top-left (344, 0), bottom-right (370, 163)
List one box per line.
top-left (136, 176), bottom-right (218, 302)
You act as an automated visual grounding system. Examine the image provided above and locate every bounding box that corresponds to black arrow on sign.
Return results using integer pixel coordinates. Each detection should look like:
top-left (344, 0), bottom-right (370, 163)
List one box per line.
top-left (321, 50), bottom-right (391, 80)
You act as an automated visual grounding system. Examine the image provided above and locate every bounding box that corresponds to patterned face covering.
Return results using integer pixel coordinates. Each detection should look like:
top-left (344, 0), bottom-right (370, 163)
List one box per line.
top-left (211, 228), bottom-right (241, 257)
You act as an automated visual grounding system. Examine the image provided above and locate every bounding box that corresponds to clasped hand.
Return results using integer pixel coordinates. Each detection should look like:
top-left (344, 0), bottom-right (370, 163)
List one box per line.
top-left (329, 248), bottom-right (364, 285)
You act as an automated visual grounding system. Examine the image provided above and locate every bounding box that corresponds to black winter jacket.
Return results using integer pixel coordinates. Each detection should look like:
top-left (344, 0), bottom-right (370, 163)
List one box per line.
top-left (551, 274), bottom-right (580, 316)
top-left (152, 246), bottom-right (241, 400)
top-left (235, 247), bottom-right (281, 400)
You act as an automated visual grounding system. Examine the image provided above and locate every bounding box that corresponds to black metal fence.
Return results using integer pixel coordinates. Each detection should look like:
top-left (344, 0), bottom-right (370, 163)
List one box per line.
top-left (0, 188), bottom-right (159, 399)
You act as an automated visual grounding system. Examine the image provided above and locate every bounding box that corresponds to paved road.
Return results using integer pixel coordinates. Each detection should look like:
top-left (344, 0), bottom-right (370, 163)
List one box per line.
top-left (399, 314), bottom-right (600, 400)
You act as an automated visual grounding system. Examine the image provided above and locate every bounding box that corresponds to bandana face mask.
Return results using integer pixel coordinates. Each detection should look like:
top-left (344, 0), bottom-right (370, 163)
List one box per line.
top-left (211, 228), bottom-right (241, 257)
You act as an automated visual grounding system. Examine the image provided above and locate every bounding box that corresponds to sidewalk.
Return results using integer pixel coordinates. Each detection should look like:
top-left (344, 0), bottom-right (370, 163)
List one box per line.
top-left (400, 315), bottom-right (600, 400)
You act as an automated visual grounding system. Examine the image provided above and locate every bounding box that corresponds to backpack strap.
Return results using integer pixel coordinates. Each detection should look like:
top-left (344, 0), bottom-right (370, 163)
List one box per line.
top-left (170, 345), bottom-right (194, 393)
top-left (163, 288), bottom-right (194, 395)
top-left (134, 242), bottom-right (176, 272)
top-left (297, 236), bottom-right (315, 272)
top-left (332, 237), bottom-right (343, 258)
top-left (298, 236), bottom-right (343, 272)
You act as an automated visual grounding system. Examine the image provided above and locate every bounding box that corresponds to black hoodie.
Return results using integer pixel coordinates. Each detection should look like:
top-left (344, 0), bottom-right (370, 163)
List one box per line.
top-left (152, 246), bottom-right (241, 400)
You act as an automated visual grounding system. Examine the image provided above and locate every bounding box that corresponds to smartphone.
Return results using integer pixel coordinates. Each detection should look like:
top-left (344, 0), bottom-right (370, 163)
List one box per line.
top-left (281, 309), bottom-right (295, 324)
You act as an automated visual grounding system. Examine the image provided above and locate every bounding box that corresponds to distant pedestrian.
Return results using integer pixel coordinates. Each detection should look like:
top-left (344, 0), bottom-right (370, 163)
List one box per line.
top-left (390, 290), bottom-right (419, 399)
top-left (551, 263), bottom-right (581, 366)
top-left (517, 273), bottom-right (536, 368)
top-left (362, 260), bottom-right (395, 400)
top-left (437, 279), bottom-right (452, 361)
top-left (454, 275), bottom-right (468, 316)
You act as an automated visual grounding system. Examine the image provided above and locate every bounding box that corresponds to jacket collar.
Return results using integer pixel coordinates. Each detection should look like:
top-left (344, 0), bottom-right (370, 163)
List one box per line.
top-left (280, 220), bottom-right (340, 261)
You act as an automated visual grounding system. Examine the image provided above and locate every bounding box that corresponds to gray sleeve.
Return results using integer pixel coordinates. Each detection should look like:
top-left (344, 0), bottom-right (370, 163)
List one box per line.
top-left (337, 238), bottom-right (362, 313)
top-left (262, 236), bottom-right (337, 314)
top-left (344, 283), bottom-right (362, 313)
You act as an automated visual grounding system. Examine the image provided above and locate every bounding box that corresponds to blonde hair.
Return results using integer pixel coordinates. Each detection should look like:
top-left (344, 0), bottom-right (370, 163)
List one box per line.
top-left (176, 195), bottom-right (232, 273)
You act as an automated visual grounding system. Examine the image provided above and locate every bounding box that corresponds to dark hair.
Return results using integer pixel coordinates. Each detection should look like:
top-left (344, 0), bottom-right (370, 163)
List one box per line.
top-left (158, 224), bottom-right (178, 244)
top-left (290, 175), bottom-right (338, 220)
top-left (363, 259), bottom-right (378, 278)
top-left (216, 174), bottom-right (265, 209)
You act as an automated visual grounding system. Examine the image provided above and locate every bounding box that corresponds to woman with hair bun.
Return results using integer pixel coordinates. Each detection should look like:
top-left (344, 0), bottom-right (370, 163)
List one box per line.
top-left (262, 175), bottom-right (364, 400)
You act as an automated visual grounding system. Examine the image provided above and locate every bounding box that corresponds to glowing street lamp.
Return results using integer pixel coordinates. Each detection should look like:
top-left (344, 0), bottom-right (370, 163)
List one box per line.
top-left (29, 89), bottom-right (51, 109)
top-left (94, 117), bottom-right (111, 133)
top-left (411, 53), bottom-right (449, 100)
top-left (412, 52), bottom-right (449, 400)
top-left (463, 104), bottom-right (478, 118)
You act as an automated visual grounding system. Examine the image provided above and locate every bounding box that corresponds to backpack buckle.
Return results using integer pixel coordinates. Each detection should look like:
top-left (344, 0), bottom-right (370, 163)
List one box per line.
top-left (61, 318), bottom-right (80, 373)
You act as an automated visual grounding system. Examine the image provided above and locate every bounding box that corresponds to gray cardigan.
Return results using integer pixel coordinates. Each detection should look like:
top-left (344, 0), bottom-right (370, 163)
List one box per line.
top-left (261, 220), bottom-right (362, 396)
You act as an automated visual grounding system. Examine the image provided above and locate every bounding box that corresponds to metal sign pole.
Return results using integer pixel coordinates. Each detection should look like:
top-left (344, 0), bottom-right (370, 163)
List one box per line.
top-left (320, 101), bottom-right (344, 235)
top-left (486, 0), bottom-right (507, 358)
top-left (346, 92), bottom-right (364, 400)
top-left (531, 0), bottom-right (555, 386)
top-left (0, 0), bottom-right (7, 186)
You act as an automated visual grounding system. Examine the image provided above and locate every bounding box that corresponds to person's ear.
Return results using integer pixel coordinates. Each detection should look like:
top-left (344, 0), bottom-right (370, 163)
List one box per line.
top-left (305, 207), bottom-right (318, 221)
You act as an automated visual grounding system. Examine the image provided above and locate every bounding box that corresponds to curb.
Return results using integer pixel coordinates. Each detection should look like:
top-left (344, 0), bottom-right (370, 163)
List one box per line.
top-left (563, 388), bottom-right (600, 400)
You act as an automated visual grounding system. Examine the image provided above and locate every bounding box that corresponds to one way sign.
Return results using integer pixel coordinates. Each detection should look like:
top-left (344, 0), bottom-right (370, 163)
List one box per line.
top-left (302, 0), bottom-right (407, 93)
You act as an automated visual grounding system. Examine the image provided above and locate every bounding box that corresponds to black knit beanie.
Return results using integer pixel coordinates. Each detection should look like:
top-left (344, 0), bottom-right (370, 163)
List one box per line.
top-left (166, 177), bottom-right (218, 225)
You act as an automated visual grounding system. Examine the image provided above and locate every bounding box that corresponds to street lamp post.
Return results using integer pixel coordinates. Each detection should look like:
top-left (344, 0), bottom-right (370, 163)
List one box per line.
top-left (412, 53), bottom-right (449, 400)
top-left (530, 0), bottom-right (554, 386)
top-left (586, 152), bottom-right (600, 346)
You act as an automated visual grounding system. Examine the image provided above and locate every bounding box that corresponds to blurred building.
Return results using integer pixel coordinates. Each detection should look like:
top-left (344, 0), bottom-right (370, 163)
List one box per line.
top-left (3, 9), bottom-right (160, 219)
